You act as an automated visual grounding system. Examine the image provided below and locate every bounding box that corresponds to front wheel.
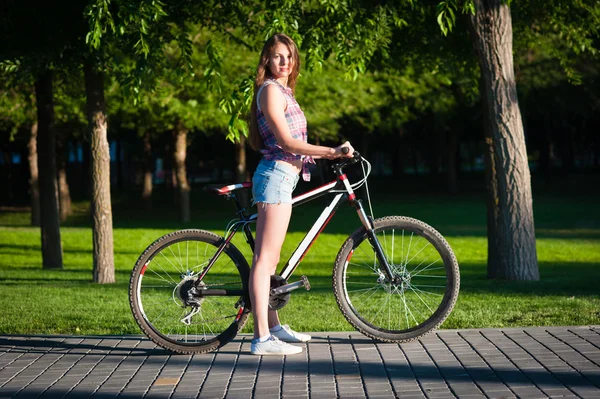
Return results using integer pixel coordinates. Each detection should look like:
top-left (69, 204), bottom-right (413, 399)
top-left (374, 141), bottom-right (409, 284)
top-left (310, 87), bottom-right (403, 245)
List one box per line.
top-left (129, 229), bottom-right (251, 354)
top-left (333, 216), bottom-right (459, 342)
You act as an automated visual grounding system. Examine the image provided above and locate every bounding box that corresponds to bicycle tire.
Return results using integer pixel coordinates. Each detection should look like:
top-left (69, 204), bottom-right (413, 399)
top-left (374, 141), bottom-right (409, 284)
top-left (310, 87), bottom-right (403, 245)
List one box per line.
top-left (130, 229), bottom-right (250, 354)
top-left (333, 216), bottom-right (459, 342)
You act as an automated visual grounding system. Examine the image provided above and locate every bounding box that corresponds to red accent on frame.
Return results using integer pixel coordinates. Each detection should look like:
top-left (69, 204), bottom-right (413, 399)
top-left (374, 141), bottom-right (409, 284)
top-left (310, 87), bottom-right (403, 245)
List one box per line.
top-left (297, 211), bottom-right (336, 264)
top-left (340, 174), bottom-right (347, 180)
top-left (348, 193), bottom-right (356, 200)
top-left (217, 182), bottom-right (252, 194)
top-left (292, 180), bottom-right (337, 201)
top-left (140, 264), bottom-right (148, 275)
top-left (235, 307), bottom-right (244, 321)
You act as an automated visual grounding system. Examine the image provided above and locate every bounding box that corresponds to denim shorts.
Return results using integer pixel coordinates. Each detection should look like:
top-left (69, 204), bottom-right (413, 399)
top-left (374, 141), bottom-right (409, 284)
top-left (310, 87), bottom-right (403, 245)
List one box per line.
top-left (252, 159), bottom-right (300, 205)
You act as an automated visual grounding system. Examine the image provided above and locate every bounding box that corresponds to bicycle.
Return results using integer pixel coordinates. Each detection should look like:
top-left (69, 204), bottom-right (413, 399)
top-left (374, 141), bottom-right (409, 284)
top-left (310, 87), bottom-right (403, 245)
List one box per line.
top-left (129, 151), bottom-right (460, 354)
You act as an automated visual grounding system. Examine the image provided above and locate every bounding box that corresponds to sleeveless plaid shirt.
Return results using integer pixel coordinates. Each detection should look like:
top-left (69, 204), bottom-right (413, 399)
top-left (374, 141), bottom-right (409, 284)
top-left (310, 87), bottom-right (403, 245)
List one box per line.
top-left (257, 79), bottom-right (315, 181)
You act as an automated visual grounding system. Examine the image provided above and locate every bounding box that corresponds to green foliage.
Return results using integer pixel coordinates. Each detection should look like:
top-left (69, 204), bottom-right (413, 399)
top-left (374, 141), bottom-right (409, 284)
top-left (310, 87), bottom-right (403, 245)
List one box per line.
top-left (511, 0), bottom-right (600, 84)
top-left (433, 0), bottom-right (474, 36)
top-left (0, 72), bottom-right (35, 140)
top-left (0, 66), bottom-right (88, 144)
top-left (219, 75), bottom-right (254, 142)
top-left (0, 0), bottom-right (597, 174)
top-left (0, 60), bottom-right (21, 74)
top-left (86, 0), bottom-right (169, 58)
top-left (429, 0), bottom-right (600, 84)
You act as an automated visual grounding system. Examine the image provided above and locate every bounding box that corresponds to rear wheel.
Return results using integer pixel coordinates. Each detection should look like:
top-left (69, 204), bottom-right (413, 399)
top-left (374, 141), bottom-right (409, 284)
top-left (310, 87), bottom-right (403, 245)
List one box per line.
top-left (333, 216), bottom-right (459, 342)
top-left (130, 229), bottom-right (250, 354)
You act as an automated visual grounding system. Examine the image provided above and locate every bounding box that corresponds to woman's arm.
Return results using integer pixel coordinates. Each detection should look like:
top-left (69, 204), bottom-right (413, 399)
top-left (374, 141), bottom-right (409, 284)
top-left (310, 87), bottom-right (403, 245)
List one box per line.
top-left (260, 85), bottom-right (352, 159)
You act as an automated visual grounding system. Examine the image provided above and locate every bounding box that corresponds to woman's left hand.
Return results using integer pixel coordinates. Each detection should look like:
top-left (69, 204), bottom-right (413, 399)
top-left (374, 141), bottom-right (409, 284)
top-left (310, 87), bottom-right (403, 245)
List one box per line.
top-left (334, 141), bottom-right (355, 158)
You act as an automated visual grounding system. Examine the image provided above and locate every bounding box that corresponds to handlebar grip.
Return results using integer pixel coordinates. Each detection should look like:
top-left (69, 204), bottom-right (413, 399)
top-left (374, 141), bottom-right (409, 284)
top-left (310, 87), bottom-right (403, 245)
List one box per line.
top-left (341, 147), bottom-right (349, 155)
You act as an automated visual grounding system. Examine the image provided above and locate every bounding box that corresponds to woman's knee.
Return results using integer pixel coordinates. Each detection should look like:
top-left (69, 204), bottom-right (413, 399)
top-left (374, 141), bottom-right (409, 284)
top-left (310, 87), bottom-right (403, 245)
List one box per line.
top-left (253, 253), bottom-right (280, 272)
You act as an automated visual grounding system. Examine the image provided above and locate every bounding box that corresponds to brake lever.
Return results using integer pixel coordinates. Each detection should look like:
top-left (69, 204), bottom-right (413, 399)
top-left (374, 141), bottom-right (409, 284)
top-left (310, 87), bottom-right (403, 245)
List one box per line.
top-left (334, 149), bottom-right (362, 170)
top-left (341, 147), bottom-right (362, 162)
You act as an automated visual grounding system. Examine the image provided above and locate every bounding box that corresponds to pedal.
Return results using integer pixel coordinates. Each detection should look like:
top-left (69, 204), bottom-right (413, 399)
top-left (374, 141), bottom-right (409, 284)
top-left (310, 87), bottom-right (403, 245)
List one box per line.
top-left (301, 275), bottom-right (311, 291)
top-left (270, 275), bottom-right (311, 295)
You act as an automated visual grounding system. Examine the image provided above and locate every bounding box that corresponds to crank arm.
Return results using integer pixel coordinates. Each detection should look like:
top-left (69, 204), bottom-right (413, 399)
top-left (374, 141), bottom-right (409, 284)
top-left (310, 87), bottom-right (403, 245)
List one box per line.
top-left (270, 275), bottom-right (311, 295)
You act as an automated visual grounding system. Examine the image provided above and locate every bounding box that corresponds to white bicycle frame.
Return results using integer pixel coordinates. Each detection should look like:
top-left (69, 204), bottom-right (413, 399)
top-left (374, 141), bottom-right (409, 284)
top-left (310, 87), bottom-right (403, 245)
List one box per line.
top-left (197, 161), bottom-right (394, 291)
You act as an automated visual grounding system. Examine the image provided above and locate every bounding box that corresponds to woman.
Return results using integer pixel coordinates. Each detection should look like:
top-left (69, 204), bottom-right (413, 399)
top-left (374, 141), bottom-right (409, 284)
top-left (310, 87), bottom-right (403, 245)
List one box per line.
top-left (248, 33), bottom-right (354, 356)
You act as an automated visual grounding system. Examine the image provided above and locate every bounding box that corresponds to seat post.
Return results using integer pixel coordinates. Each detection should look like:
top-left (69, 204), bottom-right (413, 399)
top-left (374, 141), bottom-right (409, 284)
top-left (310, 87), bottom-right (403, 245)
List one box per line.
top-left (229, 192), bottom-right (249, 219)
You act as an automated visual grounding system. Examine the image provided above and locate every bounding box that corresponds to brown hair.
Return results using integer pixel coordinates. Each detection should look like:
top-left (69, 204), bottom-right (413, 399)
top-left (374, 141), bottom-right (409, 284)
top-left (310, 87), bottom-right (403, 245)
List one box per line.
top-left (248, 33), bottom-right (301, 151)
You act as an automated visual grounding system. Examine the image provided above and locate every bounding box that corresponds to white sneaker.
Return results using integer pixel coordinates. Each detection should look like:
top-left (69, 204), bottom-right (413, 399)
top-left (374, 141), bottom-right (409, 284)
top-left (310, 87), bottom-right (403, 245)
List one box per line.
top-left (251, 336), bottom-right (303, 356)
top-left (270, 325), bottom-right (312, 343)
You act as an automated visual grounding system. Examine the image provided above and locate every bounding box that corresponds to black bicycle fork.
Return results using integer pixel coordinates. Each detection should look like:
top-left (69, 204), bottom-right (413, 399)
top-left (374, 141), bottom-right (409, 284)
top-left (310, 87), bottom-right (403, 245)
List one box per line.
top-left (332, 163), bottom-right (396, 283)
top-left (348, 196), bottom-right (396, 282)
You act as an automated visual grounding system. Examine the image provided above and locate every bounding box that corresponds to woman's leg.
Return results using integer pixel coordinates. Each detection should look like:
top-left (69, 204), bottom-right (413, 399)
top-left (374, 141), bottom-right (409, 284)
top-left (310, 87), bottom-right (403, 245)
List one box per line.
top-left (249, 202), bottom-right (292, 339)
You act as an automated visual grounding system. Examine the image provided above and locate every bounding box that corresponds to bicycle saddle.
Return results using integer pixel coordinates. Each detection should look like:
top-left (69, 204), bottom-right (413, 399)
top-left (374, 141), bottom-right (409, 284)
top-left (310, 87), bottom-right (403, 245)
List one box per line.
top-left (204, 182), bottom-right (252, 196)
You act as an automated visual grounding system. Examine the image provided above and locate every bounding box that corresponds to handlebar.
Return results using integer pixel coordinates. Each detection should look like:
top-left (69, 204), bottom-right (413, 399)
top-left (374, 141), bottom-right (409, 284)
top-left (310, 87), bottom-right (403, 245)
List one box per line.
top-left (334, 148), bottom-right (363, 171)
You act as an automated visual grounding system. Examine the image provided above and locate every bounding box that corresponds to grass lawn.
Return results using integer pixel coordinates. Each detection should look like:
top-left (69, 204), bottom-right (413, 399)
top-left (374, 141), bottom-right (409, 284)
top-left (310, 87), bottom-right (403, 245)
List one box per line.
top-left (1, 174), bottom-right (599, 336)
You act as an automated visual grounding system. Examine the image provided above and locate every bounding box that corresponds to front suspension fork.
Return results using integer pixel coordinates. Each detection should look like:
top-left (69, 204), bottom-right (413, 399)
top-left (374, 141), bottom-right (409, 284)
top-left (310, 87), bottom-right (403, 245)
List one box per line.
top-left (353, 199), bottom-right (395, 281)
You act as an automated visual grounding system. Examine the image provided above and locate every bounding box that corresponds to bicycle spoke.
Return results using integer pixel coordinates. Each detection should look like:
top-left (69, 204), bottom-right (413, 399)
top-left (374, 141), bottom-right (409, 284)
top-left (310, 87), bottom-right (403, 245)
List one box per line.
top-left (409, 285), bottom-right (445, 293)
top-left (348, 285), bottom-right (380, 300)
top-left (409, 288), bottom-right (435, 314)
top-left (166, 245), bottom-right (185, 274)
top-left (149, 259), bottom-right (179, 285)
top-left (411, 265), bottom-right (445, 277)
top-left (140, 284), bottom-right (173, 288)
top-left (351, 285), bottom-right (382, 309)
top-left (158, 253), bottom-right (185, 279)
top-left (144, 269), bottom-right (177, 286)
top-left (404, 241), bottom-right (435, 270)
top-left (369, 291), bottom-right (392, 326)
top-left (391, 229), bottom-right (395, 265)
top-left (404, 232), bottom-right (413, 267)
top-left (348, 261), bottom-right (378, 273)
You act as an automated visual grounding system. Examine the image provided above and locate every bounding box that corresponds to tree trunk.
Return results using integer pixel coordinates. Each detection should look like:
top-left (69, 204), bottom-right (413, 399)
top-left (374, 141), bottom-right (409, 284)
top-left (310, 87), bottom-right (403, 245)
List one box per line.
top-left (142, 131), bottom-right (153, 211)
top-left (34, 70), bottom-right (63, 269)
top-left (174, 123), bottom-right (190, 223)
top-left (56, 130), bottom-right (72, 221)
top-left (234, 134), bottom-right (250, 182)
top-left (84, 61), bottom-right (115, 284)
top-left (28, 123), bottom-right (40, 226)
top-left (470, 0), bottom-right (539, 280)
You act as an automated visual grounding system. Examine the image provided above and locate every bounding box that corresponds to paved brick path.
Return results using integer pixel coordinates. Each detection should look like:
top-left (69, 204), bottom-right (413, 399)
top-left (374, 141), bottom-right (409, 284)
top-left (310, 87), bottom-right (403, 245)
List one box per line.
top-left (0, 327), bottom-right (599, 398)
